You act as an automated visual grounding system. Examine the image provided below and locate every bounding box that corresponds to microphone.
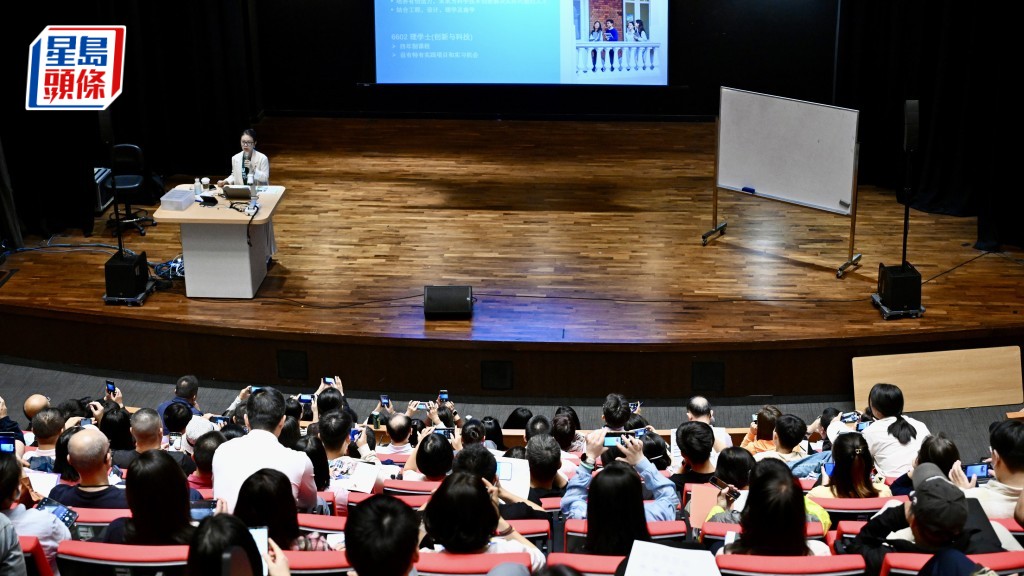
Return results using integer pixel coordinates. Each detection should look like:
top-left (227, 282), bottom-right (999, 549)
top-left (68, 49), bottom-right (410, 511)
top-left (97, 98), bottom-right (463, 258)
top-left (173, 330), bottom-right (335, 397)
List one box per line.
top-left (242, 150), bottom-right (251, 182)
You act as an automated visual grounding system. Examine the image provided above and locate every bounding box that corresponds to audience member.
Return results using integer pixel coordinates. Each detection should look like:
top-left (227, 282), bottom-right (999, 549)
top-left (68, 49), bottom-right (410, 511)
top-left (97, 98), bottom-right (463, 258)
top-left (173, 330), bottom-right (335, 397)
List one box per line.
top-left (459, 419), bottom-right (488, 449)
top-left (554, 406), bottom-right (586, 453)
top-left (503, 407), bottom-right (533, 430)
top-left (641, 432), bottom-right (671, 471)
top-left (423, 471), bottom-right (546, 571)
top-left (93, 450), bottom-right (195, 545)
top-left (676, 396), bottom-right (733, 466)
top-left (23, 394), bottom-right (50, 429)
top-left (294, 435), bottom-right (331, 492)
top-left (713, 447), bottom-right (756, 492)
top-left (188, 430), bottom-right (226, 490)
top-left (234, 468), bottom-right (332, 551)
top-left (951, 419), bottom-right (1024, 519)
top-left (401, 427), bottom-right (454, 482)
top-left (24, 408), bottom-right (64, 472)
top-left (212, 386), bottom-right (317, 512)
top-left (551, 414), bottom-right (580, 455)
top-left (525, 415), bottom-right (551, 442)
top-left (220, 422), bottom-right (247, 441)
top-left (378, 413), bottom-right (414, 455)
top-left (163, 402), bottom-right (194, 442)
top-left (862, 383), bottom-right (930, 477)
top-left (808, 407), bottom-right (841, 452)
top-left (112, 408), bottom-right (195, 476)
top-left (742, 405), bottom-right (782, 455)
top-left (278, 416), bottom-right (301, 449)
top-left (526, 434), bottom-right (567, 503)
top-left (481, 416), bottom-right (507, 451)
top-left (888, 432), bottom-right (961, 496)
top-left (1, 454), bottom-right (71, 575)
top-left (504, 446), bottom-right (527, 460)
top-left (49, 427), bottom-right (128, 508)
top-left (187, 513), bottom-right (289, 576)
top-left (808, 432), bottom-right (890, 499)
top-left (284, 396), bottom-right (303, 421)
top-left (99, 406), bottom-right (134, 451)
top-left (708, 458), bottom-right (831, 534)
top-left (345, 494), bottom-right (420, 576)
top-left (183, 415), bottom-right (216, 457)
top-left (156, 375), bottom-right (203, 433)
top-left (670, 421), bottom-right (716, 491)
top-left (840, 463), bottom-right (1003, 576)
top-left (52, 426), bottom-right (83, 483)
top-left (0, 396), bottom-right (25, 459)
top-left (719, 459), bottom-right (831, 556)
top-left (0, 509), bottom-right (26, 575)
top-left (601, 394), bottom-right (631, 431)
top-left (754, 414), bottom-right (808, 463)
top-left (453, 444), bottom-right (547, 520)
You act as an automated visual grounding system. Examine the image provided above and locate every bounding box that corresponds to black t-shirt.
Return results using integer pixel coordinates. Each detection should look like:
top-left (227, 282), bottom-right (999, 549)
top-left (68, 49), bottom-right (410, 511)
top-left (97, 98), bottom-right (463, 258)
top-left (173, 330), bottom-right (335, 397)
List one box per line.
top-left (669, 470), bottom-right (715, 494)
top-left (528, 485), bottom-right (566, 505)
top-left (48, 484), bottom-right (129, 509)
top-left (113, 449), bottom-right (196, 476)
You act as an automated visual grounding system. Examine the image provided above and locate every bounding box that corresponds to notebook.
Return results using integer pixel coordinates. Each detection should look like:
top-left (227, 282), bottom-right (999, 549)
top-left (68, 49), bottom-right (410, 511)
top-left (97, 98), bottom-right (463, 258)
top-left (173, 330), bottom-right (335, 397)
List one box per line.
top-left (222, 184), bottom-right (255, 199)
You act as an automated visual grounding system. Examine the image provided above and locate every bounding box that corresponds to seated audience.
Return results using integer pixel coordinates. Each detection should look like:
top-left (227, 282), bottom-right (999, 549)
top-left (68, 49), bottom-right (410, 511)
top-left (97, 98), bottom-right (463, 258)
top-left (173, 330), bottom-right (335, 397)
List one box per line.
top-left (807, 432), bottom-right (890, 499)
top-left (670, 421), bottom-right (716, 491)
top-left (755, 414), bottom-right (808, 464)
top-left (601, 394), bottom-right (631, 431)
top-left (0, 395), bottom-right (26, 459)
top-left (163, 402), bottom-right (195, 444)
top-left (345, 494), bottom-right (420, 576)
top-left (183, 415), bottom-right (216, 457)
top-left (641, 432), bottom-right (672, 471)
top-left (278, 416), bottom-right (301, 449)
top-left (807, 407), bottom-right (841, 452)
top-left (156, 375), bottom-right (204, 433)
top-left (24, 407), bottom-right (64, 472)
top-left (1, 454), bottom-right (71, 575)
top-left (551, 414), bottom-right (581, 456)
top-left (459, 419), bottom-right (488, 449)
top-left (562, 429), bottom-right (679, 523)
top-left (674, 395), bottom-right (733, 468)
top-left (187, 513), bottom-right (289, 576)
top-left (719, 459), bottom-right (831, 556)
top-left (113, 408), bottom-right (195, 475)
top-left (889, 432), bottom-right (961, 496)
top-left (188, 430), bottom-right (227, 491)
top-left (99, 405), bottom-right (134, 451)
top-left (742, 405), bottom-right (782, 455)
top-left (503, 446), bottom-right (527, 459)
top-left (23, 394), bottom-right (51, 430)
top-left (525, 415), bottom-right (551, 442)
top-left (453, 444), bottom-right (547, 520)
top-left (708, 459), bottom-right (831, 534)
top-left (49, 427), bottom-right (127, 507)
top-left (377, 413), bottom-right (415, 455)
top-left (526, 434), bottom-right (567, 503)
top-left (52, 426), bottom-right (83, 484)
top-left (951, 419), bottom-right (1024, 519)
top-left (554, 406), bottom-right (587, 453)
top-left (0, 510), bottom-right (26, 575)
top-left (401, 427), bottom-right (454, 482)
top-left (503, 407), bottom-right (533, 430)
top-left (294, 435), bottom-right (331, 491)
top-left (624, 413), bottom-right (649, 433)
top-left (481, 416), bottom-right (508, 451)
top-left (862, 383), bottom-right (930, 477)
top-left (423, 471), bottom-right (546, 571)
top-left (234, 468), bottom-right (332, 551)
top-left (840, 463), bottom-right (1004, 576)
top-left (92, 450), bottom-right (195, 545)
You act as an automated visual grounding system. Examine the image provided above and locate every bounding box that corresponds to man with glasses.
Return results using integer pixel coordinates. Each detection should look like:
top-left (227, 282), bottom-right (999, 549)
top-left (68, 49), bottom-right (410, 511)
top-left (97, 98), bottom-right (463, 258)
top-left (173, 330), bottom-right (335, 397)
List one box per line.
top-left (216, 128), bottom-right (270, 188)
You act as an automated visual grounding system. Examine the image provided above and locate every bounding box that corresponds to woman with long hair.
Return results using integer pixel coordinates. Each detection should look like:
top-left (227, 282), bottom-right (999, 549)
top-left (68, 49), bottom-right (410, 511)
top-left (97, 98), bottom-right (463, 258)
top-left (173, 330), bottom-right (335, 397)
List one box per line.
top-left (863, 383), bottom-right (931, 477)
top-left (588, 20), bottom-right (604, 72)
top-left (423, 471), bottom-right (546, 571)
top-left (53, 426), bottom-right (83, 483)
top-left (187, 513), bottom-right (290, 576)
top-left (93, 450), bottom-right (195, 545)
top-left (722, 459), bottom-right (830, 556)
top-left (480, 416), bottom-right (507, 451)
top-left (99, 406), bottom-right (134, 451)
top-left (234, 468), bottom-right (332, 551)
top-left (294, 435), bottom-right (331, 491)
top-left (808, 433), bottom-right (891, 499)
top-left (889, 433), bottom-right (961, 496)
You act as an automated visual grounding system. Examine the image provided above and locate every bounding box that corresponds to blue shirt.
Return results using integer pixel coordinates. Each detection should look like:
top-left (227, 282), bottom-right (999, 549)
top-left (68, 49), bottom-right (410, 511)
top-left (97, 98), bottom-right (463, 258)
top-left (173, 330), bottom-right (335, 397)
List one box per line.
top-left (561, 458), bottom-right (679, 522)
top-left (155, 397), bottom-right (203, 434)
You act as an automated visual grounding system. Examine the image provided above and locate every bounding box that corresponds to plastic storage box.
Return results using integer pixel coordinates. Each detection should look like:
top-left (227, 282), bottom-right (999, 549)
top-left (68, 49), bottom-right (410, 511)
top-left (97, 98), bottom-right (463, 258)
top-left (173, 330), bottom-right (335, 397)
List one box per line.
top-left (160, 188), bottom-right (194, 211)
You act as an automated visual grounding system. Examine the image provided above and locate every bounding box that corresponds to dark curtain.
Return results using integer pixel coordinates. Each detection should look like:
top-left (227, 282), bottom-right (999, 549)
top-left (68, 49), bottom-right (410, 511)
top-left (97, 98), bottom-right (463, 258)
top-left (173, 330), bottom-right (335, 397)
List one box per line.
top-left (0, 135), bottom-right (24, 249)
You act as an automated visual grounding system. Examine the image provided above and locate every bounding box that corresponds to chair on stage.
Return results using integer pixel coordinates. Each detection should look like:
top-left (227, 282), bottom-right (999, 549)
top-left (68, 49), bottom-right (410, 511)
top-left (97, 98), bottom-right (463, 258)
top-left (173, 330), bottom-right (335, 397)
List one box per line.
top-left (20, 536), bottom-right (54, 576)
top-left (56, 540), bottom-right (189, 576)
top-left (104, 143), bottom-right (156, 237)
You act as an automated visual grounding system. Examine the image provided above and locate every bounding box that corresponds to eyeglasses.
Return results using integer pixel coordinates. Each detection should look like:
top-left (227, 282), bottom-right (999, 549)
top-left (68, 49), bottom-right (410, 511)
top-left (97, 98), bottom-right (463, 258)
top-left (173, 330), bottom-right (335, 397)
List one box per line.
top-left (241, 140), bottom-right (255, 146)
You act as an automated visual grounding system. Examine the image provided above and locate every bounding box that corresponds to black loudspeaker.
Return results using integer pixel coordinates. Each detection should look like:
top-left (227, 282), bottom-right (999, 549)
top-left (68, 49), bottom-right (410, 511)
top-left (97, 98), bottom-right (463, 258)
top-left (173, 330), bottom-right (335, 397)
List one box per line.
top-left (424, 285), bottom-right (473, 319)
top-left (904, 100), bottom-right (919, 153)
top-left (877, 262), bottom-right (921, 312)
top-left (104, 250), bottom-right (149, 298)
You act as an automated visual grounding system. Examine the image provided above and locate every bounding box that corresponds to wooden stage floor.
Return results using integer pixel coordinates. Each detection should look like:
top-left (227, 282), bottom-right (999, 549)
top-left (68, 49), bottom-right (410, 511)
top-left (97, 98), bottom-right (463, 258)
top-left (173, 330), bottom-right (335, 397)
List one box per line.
top-left (2, 117), bottom-right (1022, 399)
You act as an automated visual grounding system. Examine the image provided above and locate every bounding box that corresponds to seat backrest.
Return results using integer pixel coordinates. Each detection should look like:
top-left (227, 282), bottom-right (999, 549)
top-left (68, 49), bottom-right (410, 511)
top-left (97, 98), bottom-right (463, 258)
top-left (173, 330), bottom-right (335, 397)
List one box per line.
top-left (69, 507), bottom-right (131, 541)
top-left (382, 479), bottom-right (441, 495)
top-left (110, 144), bottom-right (144, 174)
top-left (19, 535), bottom-right (54, 576)
top-left (547, 552), bottom-right (625, 576)
top-left (296, 513), bottom-right (347, 534)
top-left (56, 540), bottom-right (189, 576)
top-left (282, 550), bottom-right (351, 576)
top-left (808, 495), bottom-right (908, 522)
top-left (716, 553), bottom-right (867, 576)
top-left (414, 551), bottom-right (531, 576)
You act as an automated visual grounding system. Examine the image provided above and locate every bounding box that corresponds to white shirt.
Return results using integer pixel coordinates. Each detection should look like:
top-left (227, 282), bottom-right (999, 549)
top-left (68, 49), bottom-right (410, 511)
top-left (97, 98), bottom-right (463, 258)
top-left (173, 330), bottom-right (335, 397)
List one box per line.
top-left (212, 429), bottom-right (318, 513)
top-left (670, 425), bottom-right (733, 469)
top-left (225, 149), bottom-right (270, 186)
top-left (963, 479), bottom-right (1023, 519)
top-left (428, 537), bottom-right (546, 572)
top-left (861, 416), bottom-right (930, 477)
top-left (3, 504), bottom-right (71, 575)
top-left (376, 442), bottom-right (414, 455)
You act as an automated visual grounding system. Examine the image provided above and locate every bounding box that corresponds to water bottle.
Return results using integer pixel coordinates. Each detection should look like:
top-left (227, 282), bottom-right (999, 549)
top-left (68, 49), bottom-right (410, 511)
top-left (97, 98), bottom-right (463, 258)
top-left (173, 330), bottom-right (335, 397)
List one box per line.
top-left (194, 178), bottom-right (202, 196)
top-left (247, 173), bottom-right (256, 200)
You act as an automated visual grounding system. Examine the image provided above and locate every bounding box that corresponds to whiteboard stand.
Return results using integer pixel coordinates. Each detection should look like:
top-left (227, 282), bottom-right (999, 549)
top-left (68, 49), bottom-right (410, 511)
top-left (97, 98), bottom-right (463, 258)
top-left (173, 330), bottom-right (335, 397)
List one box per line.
top-left (702, 87), bottom-right (863, 279)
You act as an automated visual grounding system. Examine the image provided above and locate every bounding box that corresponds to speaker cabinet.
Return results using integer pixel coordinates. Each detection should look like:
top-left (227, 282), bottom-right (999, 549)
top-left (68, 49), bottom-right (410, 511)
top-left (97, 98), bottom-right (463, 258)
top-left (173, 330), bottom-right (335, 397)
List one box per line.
top-left (104, 251), bottom-right (149, 298)
top-left (904, 100), bottom-right (920, 153)
top-left (424, 286), bottom-right (473, 319)
top-left (877, 262), bottom-right (921, 312)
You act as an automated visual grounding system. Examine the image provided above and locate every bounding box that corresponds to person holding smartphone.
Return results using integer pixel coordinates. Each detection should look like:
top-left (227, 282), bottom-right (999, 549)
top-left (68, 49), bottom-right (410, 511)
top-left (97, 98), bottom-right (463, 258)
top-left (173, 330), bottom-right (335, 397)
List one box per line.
top-left (806, 433), bottom-right (890, 500)
top-left (155, 375), bottom-right (204, 435)
top-left (1, 454), bottom-right (72, 575)
top-left (375, 413), bottom-right (414, 456)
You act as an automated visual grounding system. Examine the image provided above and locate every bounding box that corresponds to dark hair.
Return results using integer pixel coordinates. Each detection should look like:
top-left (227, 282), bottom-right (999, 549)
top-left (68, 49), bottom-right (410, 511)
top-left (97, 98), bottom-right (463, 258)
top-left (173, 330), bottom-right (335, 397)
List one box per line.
top-left (686, 396), bottom-right (713, 419)
top-left (551, 414), bottom-right (577, 452)
top-left (602, 394), bottom-right (631, 429)
top-left (452, 443), bottom-right (497, 481)
top-left (624, 413), bottom-right (649, 432)
top-left (676, 421), bottom-right (714, 465)
top-left (435, 405), bottom-right (456, 428)
top-left (424, 471), bottom-right (498, 553)
top-left (295, 435), bottom-right (331, 491)
top-left (990, 420), bottom-right (1024, 472)
top-left (346, 494), bottom-right (420, 576)
top-left (504, 446), bottom-right (527, 459)
top-left (125, 450), bottom-right (195, 545)
top-left (220, 423), bottom-right (247, 441)
top-left (55, 398), bottom-right (89, 421)
top-left (193, 430), bottom-right (226, 475)
top-left (100, 407), bottom-right (135, 451)
top-left (230, 403), bottom-right (248, 427)
top-left (641, 433), bottom-right (671, 470)
top-left (278, 416), bottom-right (301, 449)
top-left (916, 433), bottom-right (961, 476)
top-left (731, 459), bottom-right (809, 556)
top-left (318, 411), bottom-right (352, 452)
top-left (416, 432), bottom-right (454, 480)
top-left (242, 128), bottom-right (257, 141)
top-left (869, 383), bottom-right (917, 445)
top-left (526, 434), bottom-right (561, 482)
top-left (460, 419), bottom-right (487, 447)
top-left (774, 414), bottom-right (807, 451)
top-left (247, 387), bottom-right (286, 432)
top-left (187, 514), bottom-right (262, 576)
top-left (175, 375), bottom-right (200, 400)
top-left (348, 425), bottom-right (375, 458)
top-left (386, 413), bottom-right (412, 444)
top-left (716, 447), bottom-right (756, 489)
top-left (480, 416), bottom-right (507, 450)
top-left (54, 426), bottom-right (83, 482)
top-left (584, 463), bottom-right (651, 555)
top-left (503, 407), bottom-right (534, 430)
top-left (554, 406), bottom-right (581, 430)
top-left (0, 456), bottom-right (22, 505)
top-left (408, 418), bottom-right (426, 447)
top-left (828, 432), bottom-right (879, 498)
top-left (818, 408), bottom-right (841, 451)
top-left (754, 405), bottom-right (782, 441)
top-left (234, 468), bottom-right (300, 549)
top-left (315, 387), bottom-right (345, 416)
top-left (163, 403), bottom-right (193, 434)
top-left (526, 414), bottom-right (552, 440)
top-left (31, 407), bottom-right (65, 441)
top-left (284, 397), bottom-right (302, 420)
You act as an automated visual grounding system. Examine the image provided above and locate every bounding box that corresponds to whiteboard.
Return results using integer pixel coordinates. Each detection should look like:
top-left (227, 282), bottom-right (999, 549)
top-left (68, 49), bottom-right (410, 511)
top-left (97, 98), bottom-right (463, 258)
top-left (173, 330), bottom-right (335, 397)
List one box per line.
top-left (717, 87), bottom-right (858, 216)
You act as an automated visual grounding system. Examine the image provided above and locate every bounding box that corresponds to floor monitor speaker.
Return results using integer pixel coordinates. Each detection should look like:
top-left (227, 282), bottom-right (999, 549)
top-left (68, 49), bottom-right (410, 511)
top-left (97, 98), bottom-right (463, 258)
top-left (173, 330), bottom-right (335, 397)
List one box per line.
top-left (424, 285), bottom-right (473, 319)
top-left (104, 251), bottom-right (149, 298)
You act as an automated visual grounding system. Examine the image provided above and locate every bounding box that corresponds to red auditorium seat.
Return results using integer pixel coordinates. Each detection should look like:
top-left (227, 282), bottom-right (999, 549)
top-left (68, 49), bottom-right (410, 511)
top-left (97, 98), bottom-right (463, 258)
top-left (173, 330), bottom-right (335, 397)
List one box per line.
top-left (505, 518), bottom-right (552, 553)
top-left (69, 507), bottom-right (131, 540)
top-left (808, 495), bottom-right (908, 522)
top-left (56, 540), bottom-right (189, 576)
top-left (296, 513), bottom-right (347, 534)
top-left (700, 521), bottom-right (825, 544)
top-left (414, 551), bottom-right (532, 575)
top-left (382, 479), bottom-right (442, 495)
top-left (282, 549), bottom-right (351, 575)
top-left (19, 535), bottom-right (54, 576)
top-left (346, 491), bottom-right (429, 515)
top-left (716, 553), bottom-right (867, 576)
top-left (879, 551), bottom-right (1024, 576)
top-left (564, 519), bottom-right (690, 551)
top-left (547, 552), bottom-right (625, 575)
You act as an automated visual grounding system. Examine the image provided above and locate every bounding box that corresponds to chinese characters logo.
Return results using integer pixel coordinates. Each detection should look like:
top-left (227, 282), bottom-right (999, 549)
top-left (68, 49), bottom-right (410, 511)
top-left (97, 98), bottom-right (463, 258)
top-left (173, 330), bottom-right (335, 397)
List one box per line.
top-left (26, 25), bottom-right (125, 110)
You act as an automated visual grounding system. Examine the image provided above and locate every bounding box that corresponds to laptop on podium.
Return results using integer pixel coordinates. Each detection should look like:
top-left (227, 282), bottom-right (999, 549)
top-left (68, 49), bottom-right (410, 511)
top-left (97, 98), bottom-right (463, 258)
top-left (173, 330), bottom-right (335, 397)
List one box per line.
top-left (223, 184), bottom-right (255, 200)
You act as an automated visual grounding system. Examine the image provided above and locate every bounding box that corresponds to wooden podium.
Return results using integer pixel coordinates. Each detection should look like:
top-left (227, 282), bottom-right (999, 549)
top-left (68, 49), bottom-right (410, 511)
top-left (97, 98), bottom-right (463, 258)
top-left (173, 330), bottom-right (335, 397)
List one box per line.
top-left (154, 185), bottom-right (285, 298)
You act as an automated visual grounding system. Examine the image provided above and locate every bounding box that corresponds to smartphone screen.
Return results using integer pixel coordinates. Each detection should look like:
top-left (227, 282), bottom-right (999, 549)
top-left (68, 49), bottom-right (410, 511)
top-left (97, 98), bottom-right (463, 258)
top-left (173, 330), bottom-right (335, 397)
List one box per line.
top-left (823, 462), bottom-right (836, 476)
top-left (709, 476), bottom-right (741, 500)
top-left (190, 499), bottom-right (218, 521)
top-left (168, 433), bottom-right (183, 451)
top-left (434, 428), bottom-right (454, 439)
top-left (439, 390), bottom-right (449, 402)
top-left (210, 416), bottom-right (228, 425)
top-left (323, 377), bottom-right (335, 386)
top-left (37, 497), bottom-right (79, 528)
top-left (349, 428), bottom-right (361, 443)
top-left (629, 401), bottom-right (641, 413)
top-left (417, 401), bottom-right (428, 410)
top-left (634, 428), bottom-right (648, 438)
top-left (856, 421), bottom-right (870, 432)
top-left (603, 432), bottom-right (624, 447)
top-left (298, 394), bottom-right (313, 404)
top-left (380, 394), bottom-right (391, 408)
top-left (964, 464), bottom-right (989, 478)
top-left (496, 461), bottom-right (513, 481)
top-left (248, 526), bottom-right (269, 576)
top-left (80, 418), bottom-right (93, 428)
top-left (0, 439), bottom-right (15, 454)
top-left (106, 380), bottom-right (116, 394)
top-left (751, 413), bottom-right (758, 423)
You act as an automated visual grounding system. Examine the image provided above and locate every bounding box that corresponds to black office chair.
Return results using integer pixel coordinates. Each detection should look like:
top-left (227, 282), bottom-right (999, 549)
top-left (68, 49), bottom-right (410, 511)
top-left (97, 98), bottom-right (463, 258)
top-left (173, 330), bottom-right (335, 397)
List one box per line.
top-left (104, 143), bottom-right (156, 236)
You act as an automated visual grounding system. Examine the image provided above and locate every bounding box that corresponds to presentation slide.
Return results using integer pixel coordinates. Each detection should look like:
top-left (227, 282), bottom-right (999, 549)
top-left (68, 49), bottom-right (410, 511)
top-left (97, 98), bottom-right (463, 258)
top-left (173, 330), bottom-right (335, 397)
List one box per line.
top-left (374, 0), bottom-right (668, 86)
